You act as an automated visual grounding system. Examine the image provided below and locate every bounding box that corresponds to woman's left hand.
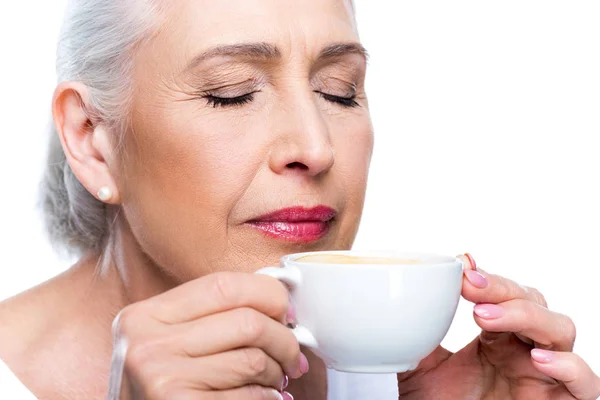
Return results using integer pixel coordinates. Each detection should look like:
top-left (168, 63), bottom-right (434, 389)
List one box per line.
top-left (396, 254), bottom-right (600, 400)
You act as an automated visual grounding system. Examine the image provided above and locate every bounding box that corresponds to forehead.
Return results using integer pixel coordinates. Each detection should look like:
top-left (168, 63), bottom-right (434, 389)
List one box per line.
top-left (154, 0), bottom-right (358, 58)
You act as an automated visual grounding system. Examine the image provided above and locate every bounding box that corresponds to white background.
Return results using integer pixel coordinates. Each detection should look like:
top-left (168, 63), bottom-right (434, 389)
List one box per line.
top-left (0, 0), bottom-right (598, 384)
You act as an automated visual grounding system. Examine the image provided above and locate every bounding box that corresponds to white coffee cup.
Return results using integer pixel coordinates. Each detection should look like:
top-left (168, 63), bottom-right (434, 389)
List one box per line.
top-left (256, 250), bottom-right (463, 373)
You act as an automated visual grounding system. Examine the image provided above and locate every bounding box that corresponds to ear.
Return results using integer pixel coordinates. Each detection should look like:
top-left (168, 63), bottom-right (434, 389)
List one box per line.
top-left (52, 82), bottom-right (121, 204)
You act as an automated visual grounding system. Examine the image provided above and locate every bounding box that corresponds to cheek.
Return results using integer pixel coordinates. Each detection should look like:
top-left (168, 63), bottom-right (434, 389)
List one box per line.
top-left (330, 114), bottom-right (374, 189)
top-left (118, 108), bottom-right (264, 274)
top-left (126, 103), bottom-right (265, 207)
top-left (334, 115), bottom-right (373, 225)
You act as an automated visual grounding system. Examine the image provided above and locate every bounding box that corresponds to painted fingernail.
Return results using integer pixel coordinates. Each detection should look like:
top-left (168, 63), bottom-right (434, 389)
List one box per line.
top-left (281, 375), bottom-right (289, 391)
top-left (282, 392), bottom-right (294, 400)
top-left (465, 270), bottom-right (488, 288)
top-left (464, 253), bottom-right (477, 270)
top-left (299, 352), bottom-right (310, 374)
top-left (287, 295), bottom-right (296, 325)
top-left (531, 349), bottom-right (554, 363)
top-left (473, 304), bottom-right (504, 319)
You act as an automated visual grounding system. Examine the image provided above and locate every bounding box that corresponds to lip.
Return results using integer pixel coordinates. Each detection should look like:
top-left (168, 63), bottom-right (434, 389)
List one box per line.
top-left (246, 206), bottom-right (337, 243)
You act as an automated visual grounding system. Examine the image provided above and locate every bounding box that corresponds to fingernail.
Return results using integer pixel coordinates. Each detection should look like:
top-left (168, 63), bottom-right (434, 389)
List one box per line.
top-left (473, 304), bottom-right (504, 319)
top-left (464, 269), bottom-right (488, 288)
top-left (464, 253), bottom-right (477, 270)
top-left (531, 349), bottom-right (554, 364)
top-left (287, 295), bottom-right (296, 325)
top-left (299, 352), bottom-right (310, 374)
top-left (270, 389), bottom-right (284, 400)
top-left (282, 392), bottom-right (294, 400)
top-left (281, 375), bottom-right (289, 391)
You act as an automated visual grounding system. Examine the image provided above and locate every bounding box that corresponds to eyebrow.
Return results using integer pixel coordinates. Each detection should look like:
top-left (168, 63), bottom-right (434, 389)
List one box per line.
top-left (185, 43), bottom-right (281, 71)
top-left (318, 42), bottom-right (369, 62)
top-left (185, 41), bottom-right (369, 72)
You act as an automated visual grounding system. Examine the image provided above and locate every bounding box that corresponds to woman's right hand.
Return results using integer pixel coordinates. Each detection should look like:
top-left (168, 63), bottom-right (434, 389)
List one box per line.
top-left (107, 271), bottom-right (306, 400)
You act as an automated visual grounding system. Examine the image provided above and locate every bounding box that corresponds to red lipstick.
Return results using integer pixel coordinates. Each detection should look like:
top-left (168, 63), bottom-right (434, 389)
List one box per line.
top-left (247, 206), bottom-right (336, 243)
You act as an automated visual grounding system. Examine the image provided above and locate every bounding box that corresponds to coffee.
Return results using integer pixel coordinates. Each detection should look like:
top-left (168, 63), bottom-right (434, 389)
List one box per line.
top-left (295, 254), bottom-right (421, 265)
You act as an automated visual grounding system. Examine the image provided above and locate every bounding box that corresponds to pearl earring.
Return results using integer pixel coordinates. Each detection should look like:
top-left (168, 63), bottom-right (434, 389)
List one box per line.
top-left (97, 186), bottom-right (113, 202)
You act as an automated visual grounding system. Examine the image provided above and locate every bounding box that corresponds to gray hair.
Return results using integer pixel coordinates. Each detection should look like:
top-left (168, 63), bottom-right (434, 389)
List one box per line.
top-left (41, 0), bottom-right (161, 255)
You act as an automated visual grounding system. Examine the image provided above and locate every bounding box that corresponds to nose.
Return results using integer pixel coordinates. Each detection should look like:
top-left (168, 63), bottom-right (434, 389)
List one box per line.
top-left (268, 95), bottom-right (335, 177)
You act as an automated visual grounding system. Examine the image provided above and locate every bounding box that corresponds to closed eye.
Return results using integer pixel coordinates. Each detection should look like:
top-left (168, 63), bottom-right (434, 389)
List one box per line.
top-left (203, 92), bottom-right (256, 108)
top-left (316, 91), bottom-right (359, 108)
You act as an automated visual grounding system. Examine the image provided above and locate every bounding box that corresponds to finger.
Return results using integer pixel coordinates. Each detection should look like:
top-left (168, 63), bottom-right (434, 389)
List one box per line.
top-left (172, 308), bottom-right (302, 378)
top-left (146, 272), bottom-right (291, 325)
top-left (459, 253), bottom-right (477, 271)
top-left (129, 358), bottom-right (285, 400)
top-left (214, 386), bottom-right (289, 400)
top-left (531, 349), bottom-right (600, 400)
top-left (462, 268), bottom-right (547, 308)
top-left (213, 386), bottom-right (290, 400)
top-left (472, 299), bottom-right (576, 351)
top-left (201, 385), bottom-right (286, 400)
top-left (187, 348), bottom-right (286, 392)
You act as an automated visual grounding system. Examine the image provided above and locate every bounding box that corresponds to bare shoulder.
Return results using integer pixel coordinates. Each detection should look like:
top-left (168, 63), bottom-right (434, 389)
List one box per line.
top-left (0, 263), bottom-right (89, 355)
top-left (0, 287), bottom-right (56, 399)
top-left (0, 267), bottom-right (96, 398)
top-left (0, 256), bottom-right (115, 399)
top-left (0, 284), bottom-right (53, 361)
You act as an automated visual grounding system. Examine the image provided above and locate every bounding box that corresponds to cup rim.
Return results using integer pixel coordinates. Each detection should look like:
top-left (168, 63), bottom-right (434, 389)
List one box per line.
top-left (282, 250), bottom-right (462, 268)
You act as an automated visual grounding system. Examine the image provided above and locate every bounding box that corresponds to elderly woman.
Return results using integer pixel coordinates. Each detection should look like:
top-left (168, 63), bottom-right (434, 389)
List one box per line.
top-left (0, 0), bottom-right (598, 399)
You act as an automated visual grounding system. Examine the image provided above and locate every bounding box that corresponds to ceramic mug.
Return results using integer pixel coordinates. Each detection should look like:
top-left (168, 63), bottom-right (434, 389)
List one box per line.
top-left (256, 250), bottom-right (463, 373)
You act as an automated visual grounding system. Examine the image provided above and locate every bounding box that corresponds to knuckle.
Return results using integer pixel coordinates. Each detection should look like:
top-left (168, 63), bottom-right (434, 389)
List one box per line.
top-left (512, 299), bottom-right (532, 323)
top-left (270, 281), bottom-right (290, 319)
top-left (114, 304), bottom-right (144, 337)
top-left (496, 276), bottom-right (515, 299)
top-left (145, 375), bottom-right (177, 399)
top-left (527, 287), bottom-right (548, 307)
top-left (507, 279), bottom-right (524, 300)
top-left (125, 344), bottom-right (178, 398)
top-left (240, 348), bottom-right (270, 376)
top-left (116, 307), bottom-right (169, 375)
top-left (561, 314), bottom-right (577, 344)
top-left (125, 335), bottom-right (169, 375)
top-left (213, 272), bottom-right (239, 306)
top-left (125, 341), bottom-right (154, 372)
top-left (239, 308), bottom-right (266, 341)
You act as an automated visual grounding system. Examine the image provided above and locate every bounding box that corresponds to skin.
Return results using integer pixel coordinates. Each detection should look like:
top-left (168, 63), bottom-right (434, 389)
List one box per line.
top-left (0, 0), bottom-right (598, 399)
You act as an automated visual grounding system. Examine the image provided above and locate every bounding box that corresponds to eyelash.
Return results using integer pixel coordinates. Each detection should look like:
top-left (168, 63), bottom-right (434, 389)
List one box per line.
top-left (317, 92), bottom-right (359, 108)
top-left (202, 91), bottom-right (359, 108)
top-left (204, 92), bottom-right (255, 108)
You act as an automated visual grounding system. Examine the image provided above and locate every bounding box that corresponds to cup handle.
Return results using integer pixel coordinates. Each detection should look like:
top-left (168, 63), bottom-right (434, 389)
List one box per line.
top-left (255, 266), bottom-right (318, 349)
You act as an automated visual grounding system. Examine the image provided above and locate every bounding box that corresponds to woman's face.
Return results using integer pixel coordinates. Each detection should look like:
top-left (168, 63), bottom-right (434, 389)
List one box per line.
top-left (118, 0), bottom-right (373, 279)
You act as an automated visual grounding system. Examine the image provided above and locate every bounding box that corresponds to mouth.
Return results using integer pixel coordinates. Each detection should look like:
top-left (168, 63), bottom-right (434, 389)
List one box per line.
top-left (246, 205), bottom-right (337, 243)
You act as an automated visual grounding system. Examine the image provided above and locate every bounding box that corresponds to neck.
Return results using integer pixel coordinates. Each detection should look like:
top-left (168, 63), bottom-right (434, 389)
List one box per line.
top-left (98, 215), bottom-right (180, 305)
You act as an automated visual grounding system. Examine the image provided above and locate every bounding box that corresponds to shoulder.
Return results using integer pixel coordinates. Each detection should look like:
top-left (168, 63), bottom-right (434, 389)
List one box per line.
top-left (0, 284), bottom-right (66, 400)
top-left (0, 279), bottom-right (64, 385)
top-left (0, 288), bottom-right (49, 358)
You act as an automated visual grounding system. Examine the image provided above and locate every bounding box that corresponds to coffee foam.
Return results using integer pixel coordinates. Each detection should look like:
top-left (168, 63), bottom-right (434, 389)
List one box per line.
top-left (295, 254), bottom-right (421, 265)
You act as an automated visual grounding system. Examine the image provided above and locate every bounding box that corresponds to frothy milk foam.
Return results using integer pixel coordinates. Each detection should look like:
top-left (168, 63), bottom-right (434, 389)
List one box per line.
top-left (295, 254), bottom-right (421, 264)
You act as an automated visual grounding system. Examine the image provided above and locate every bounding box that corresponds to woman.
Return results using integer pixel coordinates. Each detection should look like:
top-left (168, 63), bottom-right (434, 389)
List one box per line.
top-left (0, 0), bottom-right (598, 399)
